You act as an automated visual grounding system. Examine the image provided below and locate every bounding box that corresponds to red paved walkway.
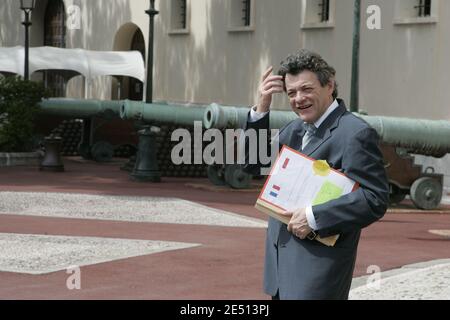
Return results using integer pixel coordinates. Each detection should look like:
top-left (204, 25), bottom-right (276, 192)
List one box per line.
top-left (0, 158), bottom-right (449, 299)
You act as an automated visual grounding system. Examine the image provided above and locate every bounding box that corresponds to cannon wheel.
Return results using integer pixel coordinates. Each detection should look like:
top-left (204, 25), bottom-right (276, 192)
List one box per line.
top-left (410, 177), bottom-right (443, 210)
top-left (224, 165), bottom-right (252, 189)
top-left (207, 165), bottom-right (226, 186)
top-left (91, 141), bottom-right (114, 163)
top-left (389, 184), bottom-right (406, 205)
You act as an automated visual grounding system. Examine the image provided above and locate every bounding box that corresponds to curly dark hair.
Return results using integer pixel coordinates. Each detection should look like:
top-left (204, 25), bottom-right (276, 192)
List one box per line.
top-left (278, 49), bottom-right (338, 99)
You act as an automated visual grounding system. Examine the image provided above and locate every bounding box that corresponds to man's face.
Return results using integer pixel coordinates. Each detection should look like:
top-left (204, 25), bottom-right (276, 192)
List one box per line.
top-left (285, 70), bottom-right (334, 124)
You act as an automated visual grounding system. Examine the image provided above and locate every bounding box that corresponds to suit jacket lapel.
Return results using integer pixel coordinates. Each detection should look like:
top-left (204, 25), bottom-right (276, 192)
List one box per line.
top-left (302, 102), bottom-right (347, 156)
top-left (286, 120), bottom-right (305, 151)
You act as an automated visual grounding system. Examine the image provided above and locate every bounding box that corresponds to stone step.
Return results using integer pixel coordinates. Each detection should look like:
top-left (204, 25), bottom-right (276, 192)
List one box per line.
top-left (0, 152), bottom-right (43, 167)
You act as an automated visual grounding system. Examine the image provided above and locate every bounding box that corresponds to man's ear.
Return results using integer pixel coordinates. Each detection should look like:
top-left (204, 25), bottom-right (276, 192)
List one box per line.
top-left (328, 78), bottom-right (335, 94)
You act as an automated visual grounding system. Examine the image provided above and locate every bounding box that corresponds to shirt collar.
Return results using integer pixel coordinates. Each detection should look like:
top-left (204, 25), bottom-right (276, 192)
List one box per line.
top-left (313, 99), bottom-right (339, 129)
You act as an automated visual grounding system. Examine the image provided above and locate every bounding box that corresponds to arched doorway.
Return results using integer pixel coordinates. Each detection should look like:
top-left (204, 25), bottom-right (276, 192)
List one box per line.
top-left (44, 0), bottom-right (66, 97)
top-left (112, 23), bottom-right (146, 101)
top-left (128, 29), bottom-right (145, 101)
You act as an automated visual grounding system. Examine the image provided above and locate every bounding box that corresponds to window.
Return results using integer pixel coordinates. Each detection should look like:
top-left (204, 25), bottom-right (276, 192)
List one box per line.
top-left (229, 0), bottom-right (254, 32)
top-left (415, 0), bottom-right (431, 17)
top-left (394, 0), bottom-right (438, 25)
top-left (179, 0), bottom-right (187, 29)
top-left (301, 0), bottom-right (335, 29)
top-left (242, 0), bottom-right (252, 26)
top-left (319, 0), bottom-right (330, 22)
top-left (169, 0), bottom-right (189, 34)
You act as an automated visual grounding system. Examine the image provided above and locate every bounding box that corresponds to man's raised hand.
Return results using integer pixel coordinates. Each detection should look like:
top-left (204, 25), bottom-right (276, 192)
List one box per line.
top-left (256, 66), bottom-right (284, 113)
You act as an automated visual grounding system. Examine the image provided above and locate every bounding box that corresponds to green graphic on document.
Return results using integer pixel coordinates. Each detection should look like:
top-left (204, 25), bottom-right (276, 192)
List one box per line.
top-left (312, 181), bottom-right (344, 206)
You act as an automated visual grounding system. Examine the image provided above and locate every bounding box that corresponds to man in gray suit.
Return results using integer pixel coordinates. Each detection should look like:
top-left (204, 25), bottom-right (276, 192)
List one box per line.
top-left (245, 50), bottom-right (389, 300)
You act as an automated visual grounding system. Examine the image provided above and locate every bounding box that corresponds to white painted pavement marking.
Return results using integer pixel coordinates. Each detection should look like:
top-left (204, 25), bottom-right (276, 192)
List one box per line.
top-left (0, 233), bottom-right (200, 275)
top-left (0, 192), bottom-right (267, 228)
top-left (350, 262), bottom-right (450, 300)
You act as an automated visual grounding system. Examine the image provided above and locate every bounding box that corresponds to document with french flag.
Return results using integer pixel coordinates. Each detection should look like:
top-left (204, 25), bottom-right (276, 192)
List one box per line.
top-left (255, 145), bottom-right (359, 247)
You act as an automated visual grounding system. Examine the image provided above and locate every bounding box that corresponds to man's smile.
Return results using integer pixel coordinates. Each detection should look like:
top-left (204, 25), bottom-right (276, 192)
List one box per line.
top-left (297, 104), bottom-right (312, 110)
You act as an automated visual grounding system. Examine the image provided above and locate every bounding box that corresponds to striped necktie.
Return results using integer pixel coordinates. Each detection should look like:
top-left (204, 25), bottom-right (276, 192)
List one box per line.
top-left (302, 123), bottom-right (317, 150)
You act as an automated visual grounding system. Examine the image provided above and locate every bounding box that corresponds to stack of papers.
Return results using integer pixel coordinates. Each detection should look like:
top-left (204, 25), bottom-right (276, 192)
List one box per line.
top-left (255, 146), bottom-right (358, 247)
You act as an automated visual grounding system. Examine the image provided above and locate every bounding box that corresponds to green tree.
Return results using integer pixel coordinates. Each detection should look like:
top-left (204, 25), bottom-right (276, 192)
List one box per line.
top-left (0, 76), bottom-right (48, 152)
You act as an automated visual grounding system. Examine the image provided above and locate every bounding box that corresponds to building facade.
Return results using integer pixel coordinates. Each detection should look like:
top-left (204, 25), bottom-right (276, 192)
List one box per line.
top-left (0, 0), bottom-right (449, 119)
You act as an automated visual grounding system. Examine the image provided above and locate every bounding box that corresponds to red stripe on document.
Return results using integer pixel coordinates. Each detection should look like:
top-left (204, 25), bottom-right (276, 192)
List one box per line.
top-left (273, 185), bottom-right (281, 191)
top-left (282, 158), bottom-right (290, 169)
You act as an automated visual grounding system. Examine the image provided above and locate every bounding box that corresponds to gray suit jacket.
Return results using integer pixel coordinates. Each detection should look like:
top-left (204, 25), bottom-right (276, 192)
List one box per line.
top-left (245, 99), bottom-right (389, 300)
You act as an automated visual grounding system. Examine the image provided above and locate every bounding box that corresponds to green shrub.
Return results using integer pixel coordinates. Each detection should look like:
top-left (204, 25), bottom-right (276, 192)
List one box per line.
top-left (0, 76), bottom-right (48, 152)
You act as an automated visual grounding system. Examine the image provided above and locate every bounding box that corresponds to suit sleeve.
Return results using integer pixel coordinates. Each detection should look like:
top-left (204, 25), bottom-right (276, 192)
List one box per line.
top-left (312, 127), bottom-right (389, 237)
top-left (242, 110), bottom-right (271, 176)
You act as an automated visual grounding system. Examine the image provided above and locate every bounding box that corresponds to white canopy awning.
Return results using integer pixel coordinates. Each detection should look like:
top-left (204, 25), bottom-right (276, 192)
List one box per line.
top-left (0, 46), bottom-right (24, 75)
top-left (0, 46), bottom-right (145, 81)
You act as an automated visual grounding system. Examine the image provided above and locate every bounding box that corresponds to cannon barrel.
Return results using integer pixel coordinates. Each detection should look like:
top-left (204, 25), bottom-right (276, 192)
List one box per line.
top-left (119, 100), bottom-right (206, 126)
top-left (39, 98), bottom-right (123, 119)
top-left (203, 103), bottom-right (450, 158)
top-left (355, 114), bottom-right (450, 157)
top-left (203, 103), bottom-right (297, 130)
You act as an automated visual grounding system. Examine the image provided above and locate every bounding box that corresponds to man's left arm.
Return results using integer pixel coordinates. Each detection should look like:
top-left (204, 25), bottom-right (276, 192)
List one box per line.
top-left (312, 127), bottom-right (389, 238)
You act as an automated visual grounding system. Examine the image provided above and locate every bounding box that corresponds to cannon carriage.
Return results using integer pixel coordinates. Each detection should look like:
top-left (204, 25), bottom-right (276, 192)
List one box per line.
top-left (38, 98), bottom-right (126, 162)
